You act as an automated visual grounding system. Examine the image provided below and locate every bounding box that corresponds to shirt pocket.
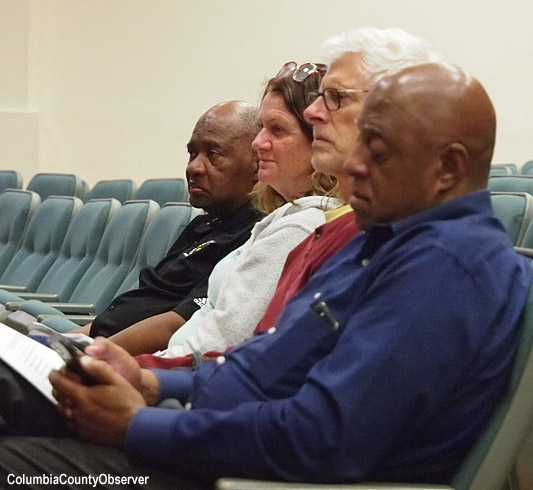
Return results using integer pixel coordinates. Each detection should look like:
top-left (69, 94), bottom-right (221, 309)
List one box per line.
top-left (244, 306), bottom-right (342, 396)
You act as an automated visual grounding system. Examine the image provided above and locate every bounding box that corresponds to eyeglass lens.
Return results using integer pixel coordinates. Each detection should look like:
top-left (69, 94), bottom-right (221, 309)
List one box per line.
top-left (323, 88), bottom-right (341, 111)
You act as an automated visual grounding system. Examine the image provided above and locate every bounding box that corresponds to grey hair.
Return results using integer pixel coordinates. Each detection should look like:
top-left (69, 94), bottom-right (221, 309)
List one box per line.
top-left (321, 27), bottom-right (444, 86)
top-left (235, 102), bottom-right (262, 139)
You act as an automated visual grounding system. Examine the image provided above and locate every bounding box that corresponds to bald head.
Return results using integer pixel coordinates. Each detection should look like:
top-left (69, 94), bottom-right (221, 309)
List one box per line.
top-left (198, 100), bottom-right (261, 142)
top-left (186, 101), bottom-right (260, 216)
top-left (367, 63), bottom-right (496, 185)
top-left (343, 63), bottom-right (496, 231)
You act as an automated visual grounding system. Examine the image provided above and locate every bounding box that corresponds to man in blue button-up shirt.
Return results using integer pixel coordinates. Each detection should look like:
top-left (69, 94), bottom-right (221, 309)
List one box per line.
top-left (0, 63), bottom-right (531, 489)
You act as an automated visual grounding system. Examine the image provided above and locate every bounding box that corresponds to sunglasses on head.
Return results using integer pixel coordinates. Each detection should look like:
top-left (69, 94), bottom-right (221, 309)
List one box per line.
top-left (277, 61), bottom-right (327, 83)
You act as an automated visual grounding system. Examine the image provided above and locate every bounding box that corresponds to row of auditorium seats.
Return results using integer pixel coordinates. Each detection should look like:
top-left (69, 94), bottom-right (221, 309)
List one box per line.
top-left (0, 189), bottom-right (201, 333)
top-left (490, 161), bottom-right (533, 176)
top-left (0, 170), bottom-right (188, 206)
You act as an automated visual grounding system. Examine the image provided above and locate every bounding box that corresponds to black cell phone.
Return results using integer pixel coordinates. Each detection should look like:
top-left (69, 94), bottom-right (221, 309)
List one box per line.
top-left (48, 336), bottom-right (97, 386)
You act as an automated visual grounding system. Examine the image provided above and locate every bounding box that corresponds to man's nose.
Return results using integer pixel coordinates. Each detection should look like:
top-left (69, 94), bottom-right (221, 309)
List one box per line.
top-left (304, 95), bottom-right (328, 124)
top-left (343, 145), bottom-right (370, 179)
top-left (186, 155), bottom-right (207, 177)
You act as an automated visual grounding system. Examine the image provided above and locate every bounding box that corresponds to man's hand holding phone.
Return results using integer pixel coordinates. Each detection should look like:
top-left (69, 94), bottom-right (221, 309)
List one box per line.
top-left (48, 338), bottom-right (149, 448)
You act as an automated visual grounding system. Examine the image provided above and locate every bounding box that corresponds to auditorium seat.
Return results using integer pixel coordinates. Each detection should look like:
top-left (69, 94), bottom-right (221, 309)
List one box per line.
top-left (26, 172), bottom-right (87, 201)
top-left (136, 178), bottom-right (188, 205)
top-left (8, 200), bottom-right (159, 332)
top-left (0, 196), bottom-right (81, 293)
top-left (491, 192), bottom-right (533, 246)
top-left (0, 190), bottom-right (40, 277)
top-left (488, 176), bottom-right (533, 196)
top-left (490, 167), bottom-right (509, 177)
top-left (492, 163), bottom-right (518, 174)
top-left (87, 179), bottom-right (137, 203)
top-left (0, 170), bottom-right (23, 192)
top-left (521, 160), bottom-right (533, 176)
top-left (490, 164), bottom-right (513, 176)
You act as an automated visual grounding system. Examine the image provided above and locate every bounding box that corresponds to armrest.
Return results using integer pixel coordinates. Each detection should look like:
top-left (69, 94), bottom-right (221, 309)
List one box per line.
top-left (37, 313), bottom-right (95, 326)
top-left (0, 285), bottom-right (27, 293)
top-left (36, 314), bottom-right (61, 322)
top-left (60, 314), bottom-right (96, 326)
top-left (36, 303), bottom-right (96, 315)
top-left (515, 247), bottom-right (533, 258)
top-left (216, 479), bottom-right (452, 490)
top-left (5, 301), bottom-right (24, 312)
top-left (13, 292), bottom-right (59, 302)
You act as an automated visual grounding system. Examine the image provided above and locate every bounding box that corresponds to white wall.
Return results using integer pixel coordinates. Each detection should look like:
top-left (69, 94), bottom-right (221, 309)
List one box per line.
top-left (1, 0), bottom-right (532, 187)
top-left (0, 0), bottom-right (38, 181)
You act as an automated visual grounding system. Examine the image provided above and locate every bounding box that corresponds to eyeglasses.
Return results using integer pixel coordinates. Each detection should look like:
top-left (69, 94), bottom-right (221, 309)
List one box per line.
top-left (317, 87), bottom-right (369, 111)
top-left (277, 61), bottom-right (327, 83)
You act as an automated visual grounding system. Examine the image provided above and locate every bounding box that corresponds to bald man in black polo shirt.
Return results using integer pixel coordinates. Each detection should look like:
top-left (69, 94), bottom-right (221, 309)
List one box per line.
top-left (85, 101), bottom-right (263, 353)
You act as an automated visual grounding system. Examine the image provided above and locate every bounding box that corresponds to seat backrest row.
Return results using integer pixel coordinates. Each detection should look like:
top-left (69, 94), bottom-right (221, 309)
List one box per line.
top-left (489, 162), bottom-right (533, 176)
top-left (0, 195), bottom-right (197, 316)
top-left (0, 171), bottom-right (188, 206)
top-left (88, 177), bottom-right (188, 205)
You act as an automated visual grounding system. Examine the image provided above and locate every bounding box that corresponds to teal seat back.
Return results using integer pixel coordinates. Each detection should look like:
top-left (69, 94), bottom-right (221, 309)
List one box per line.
top-left (491, 192), bottom-right (533, 246)
top-left (519, 219), bottom-right (533, 250)
top-left (521, 160), bottom-right (533, 176)
top-left (87, 179), bottom-right (137, 203)
top-left (27, 173), bottom-right (85, 201)
top-left (490, 163), bottom-right (518, 175)
top-left (0, 170), bottom-right (23, 192)
top-left (492, 163), bottom-right (517, 174)
top-left (0, 190), bottom-right (40, 277)
top-left (489, 167), bottom-right (508, 176)
top-left (33, 198), bottom-right (121, 300)
top-left (135, 178), bottom-right (188, 205)
top-left (66, 199), bottom-right (159, 314)
top-left (450, 259), bottom-right (533, 490)
top-left (115, 202), bottom-right (192, 295)
top-left (489, 176), bottom-right (533, 195)
top-left (0, 196), bottom-right (81, 290)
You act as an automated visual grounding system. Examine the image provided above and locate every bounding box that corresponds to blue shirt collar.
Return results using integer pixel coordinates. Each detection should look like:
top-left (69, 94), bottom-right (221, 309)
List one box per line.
top-left (390, 189), bottom-right (492, 236)
top-left (359, 190), bottom-right (492, 260)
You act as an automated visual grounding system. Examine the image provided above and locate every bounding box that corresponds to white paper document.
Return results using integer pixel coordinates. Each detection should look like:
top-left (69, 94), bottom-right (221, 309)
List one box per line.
top-left (0, 322), bottom-right (64, 404)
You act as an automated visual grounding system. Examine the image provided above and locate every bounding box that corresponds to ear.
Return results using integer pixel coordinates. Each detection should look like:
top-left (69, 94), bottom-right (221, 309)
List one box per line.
top-left (437, 143), bottom-right (468, 192)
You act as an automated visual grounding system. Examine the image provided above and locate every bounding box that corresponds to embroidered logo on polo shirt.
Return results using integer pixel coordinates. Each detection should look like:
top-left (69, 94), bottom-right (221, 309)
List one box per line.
top-left (183, 240), bottom-right (216, 257)
top-left (194, 297), bottom-right (207, 307)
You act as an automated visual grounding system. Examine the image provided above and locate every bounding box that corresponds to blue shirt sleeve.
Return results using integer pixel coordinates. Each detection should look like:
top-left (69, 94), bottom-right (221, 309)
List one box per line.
top-left (152, 367), bottom-right (195, 404)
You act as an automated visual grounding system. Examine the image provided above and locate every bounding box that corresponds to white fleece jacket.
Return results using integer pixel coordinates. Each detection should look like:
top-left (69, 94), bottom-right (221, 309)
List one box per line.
top-left (158, 195), bottom-right (341, 357)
